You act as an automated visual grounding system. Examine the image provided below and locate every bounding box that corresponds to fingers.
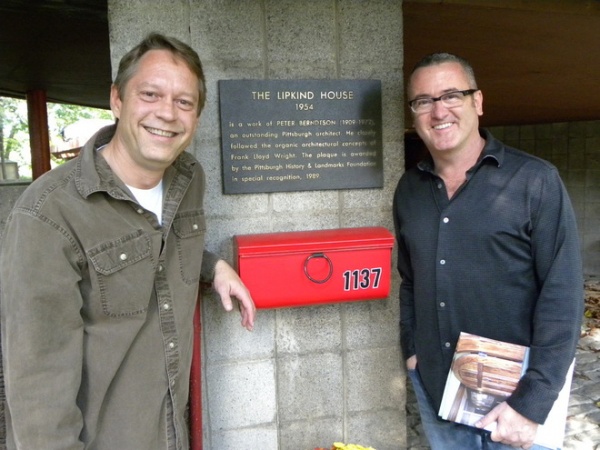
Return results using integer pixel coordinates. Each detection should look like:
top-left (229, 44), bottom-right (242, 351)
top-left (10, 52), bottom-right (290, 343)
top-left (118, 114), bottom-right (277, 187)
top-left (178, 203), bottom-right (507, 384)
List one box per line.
top-left (239, 301), bottom-right (255, 331)
top-left (475, 404), bottom-right (500, 430)
top-left (480, 402), bottom-right (537, 449)
top-left (219, 291), bottom-right (234, 312)
top-left (218, 287), bottom-right (255, 331)
top-left (212, 260), bottom-right (256, 330)
top-left (227, 283), bottom-right (256, 331)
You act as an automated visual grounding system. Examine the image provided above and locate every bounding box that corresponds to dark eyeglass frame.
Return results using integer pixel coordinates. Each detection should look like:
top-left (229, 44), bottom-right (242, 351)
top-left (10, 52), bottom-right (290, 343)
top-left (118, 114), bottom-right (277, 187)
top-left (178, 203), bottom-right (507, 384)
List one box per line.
top-left (408, 89), bottom-right (479, 113)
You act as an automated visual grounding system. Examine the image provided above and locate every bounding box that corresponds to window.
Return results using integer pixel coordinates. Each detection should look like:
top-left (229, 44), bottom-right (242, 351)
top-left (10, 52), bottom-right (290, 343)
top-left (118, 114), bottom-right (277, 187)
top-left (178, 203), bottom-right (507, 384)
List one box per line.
top-left (0, 96), bottom-right (112, 183)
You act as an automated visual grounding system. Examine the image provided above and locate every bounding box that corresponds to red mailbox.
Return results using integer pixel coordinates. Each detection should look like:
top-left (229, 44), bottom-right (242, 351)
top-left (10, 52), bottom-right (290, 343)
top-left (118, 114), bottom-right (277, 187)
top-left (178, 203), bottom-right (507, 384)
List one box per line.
top-left (234, 227), bottom-right (395, 308)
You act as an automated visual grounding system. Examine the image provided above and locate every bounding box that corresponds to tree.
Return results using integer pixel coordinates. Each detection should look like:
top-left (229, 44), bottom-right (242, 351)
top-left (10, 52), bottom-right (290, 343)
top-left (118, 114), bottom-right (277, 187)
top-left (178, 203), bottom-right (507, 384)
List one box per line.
top-left (0, 96), bottom-right (112, 181)
top-left (0, 97), bottom-right (29, 180)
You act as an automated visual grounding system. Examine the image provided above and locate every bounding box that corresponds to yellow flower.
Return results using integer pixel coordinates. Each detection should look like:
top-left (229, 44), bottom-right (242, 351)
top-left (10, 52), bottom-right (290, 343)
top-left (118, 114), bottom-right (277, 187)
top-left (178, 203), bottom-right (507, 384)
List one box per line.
top-left (332, 443), bottom-right (376, 450)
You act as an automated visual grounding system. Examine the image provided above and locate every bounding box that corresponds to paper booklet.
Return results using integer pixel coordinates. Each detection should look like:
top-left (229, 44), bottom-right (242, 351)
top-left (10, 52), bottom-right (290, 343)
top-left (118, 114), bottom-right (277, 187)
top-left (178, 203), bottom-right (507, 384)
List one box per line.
top-left (438, 332), bottom-right (574, 449)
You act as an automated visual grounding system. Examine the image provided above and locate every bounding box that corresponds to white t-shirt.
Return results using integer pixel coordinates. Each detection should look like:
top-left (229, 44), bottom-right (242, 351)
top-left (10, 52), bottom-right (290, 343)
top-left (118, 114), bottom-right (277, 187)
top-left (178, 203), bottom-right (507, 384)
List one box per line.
top-left (127, 180), bottom-right (164, 225)
top-left (96, 146), bottom-right (164, 224)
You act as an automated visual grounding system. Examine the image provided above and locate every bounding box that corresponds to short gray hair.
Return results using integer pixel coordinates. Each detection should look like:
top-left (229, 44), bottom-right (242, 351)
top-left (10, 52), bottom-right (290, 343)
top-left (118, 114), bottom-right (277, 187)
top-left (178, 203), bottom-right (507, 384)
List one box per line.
top-left (409, 52), bottom-right (478, 90)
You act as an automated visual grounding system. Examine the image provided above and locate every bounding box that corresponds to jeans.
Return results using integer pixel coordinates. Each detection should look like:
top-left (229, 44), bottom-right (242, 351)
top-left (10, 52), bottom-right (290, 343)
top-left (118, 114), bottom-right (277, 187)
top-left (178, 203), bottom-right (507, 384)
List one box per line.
top-left (408, 369), bottom-right (554, 450)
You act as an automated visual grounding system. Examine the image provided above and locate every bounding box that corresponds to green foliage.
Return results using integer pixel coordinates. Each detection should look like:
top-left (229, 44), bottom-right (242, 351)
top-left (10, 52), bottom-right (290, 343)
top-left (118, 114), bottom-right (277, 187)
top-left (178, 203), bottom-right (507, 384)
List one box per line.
top-left (0, 96), bottom-right (112, 180)
top-left (0, 97), bottom-right (29, 157)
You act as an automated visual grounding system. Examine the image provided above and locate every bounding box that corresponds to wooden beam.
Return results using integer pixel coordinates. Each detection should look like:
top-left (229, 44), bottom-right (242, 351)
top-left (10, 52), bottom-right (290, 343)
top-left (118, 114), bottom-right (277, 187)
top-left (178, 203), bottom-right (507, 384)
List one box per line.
top-left (26, 89), bottom-right (52, 179)
top-left (403, 0), bottom-right (600, 15)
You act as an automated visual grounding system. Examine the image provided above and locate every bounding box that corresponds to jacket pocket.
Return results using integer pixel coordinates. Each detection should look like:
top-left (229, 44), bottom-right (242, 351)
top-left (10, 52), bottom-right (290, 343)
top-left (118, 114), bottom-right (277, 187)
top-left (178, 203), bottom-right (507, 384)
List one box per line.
top-left (172, 211), bottom-right (206, 285)
top-left (88, 230), bottom-right (155, 317)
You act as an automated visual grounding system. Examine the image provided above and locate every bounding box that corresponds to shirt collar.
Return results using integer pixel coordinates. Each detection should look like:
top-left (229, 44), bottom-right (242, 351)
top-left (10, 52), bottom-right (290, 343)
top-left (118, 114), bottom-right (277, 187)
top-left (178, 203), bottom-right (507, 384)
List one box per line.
top-left (479, 128), bottom-right (504, 167)
top-left (74, 124), bottom-right (196, 200)
top-left (416, 128), bottom-right (503, 175)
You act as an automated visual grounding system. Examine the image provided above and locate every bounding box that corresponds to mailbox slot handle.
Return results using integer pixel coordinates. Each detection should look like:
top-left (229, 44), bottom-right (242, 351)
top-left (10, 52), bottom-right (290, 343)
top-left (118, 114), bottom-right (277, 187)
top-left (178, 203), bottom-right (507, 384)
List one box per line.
top-left (303, 252), bottom-right (333, 284)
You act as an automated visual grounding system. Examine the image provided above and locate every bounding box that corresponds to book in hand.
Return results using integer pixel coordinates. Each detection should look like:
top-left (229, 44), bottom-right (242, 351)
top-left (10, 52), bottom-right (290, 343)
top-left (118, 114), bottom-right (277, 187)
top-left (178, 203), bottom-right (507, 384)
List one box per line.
top-left (438, 332), bottom-right (574, 449)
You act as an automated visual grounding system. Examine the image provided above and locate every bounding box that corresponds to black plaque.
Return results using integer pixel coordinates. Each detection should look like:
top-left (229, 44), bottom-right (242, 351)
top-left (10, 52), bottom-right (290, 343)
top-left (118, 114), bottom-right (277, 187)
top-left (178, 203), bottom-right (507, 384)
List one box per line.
top-left (219, 79), bottom-right (382, 194)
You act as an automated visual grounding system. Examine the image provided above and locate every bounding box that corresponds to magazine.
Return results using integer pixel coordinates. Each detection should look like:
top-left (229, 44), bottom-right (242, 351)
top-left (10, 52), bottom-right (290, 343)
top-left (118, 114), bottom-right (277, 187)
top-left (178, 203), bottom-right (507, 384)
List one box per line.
top-left (438, 332), bottom-right (574, 449)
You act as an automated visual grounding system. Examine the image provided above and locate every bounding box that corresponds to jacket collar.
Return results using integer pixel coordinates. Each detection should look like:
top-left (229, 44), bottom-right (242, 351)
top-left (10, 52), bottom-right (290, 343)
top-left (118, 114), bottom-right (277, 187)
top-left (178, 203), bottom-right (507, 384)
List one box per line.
top-left (74, 124), bottom-right (197, 200)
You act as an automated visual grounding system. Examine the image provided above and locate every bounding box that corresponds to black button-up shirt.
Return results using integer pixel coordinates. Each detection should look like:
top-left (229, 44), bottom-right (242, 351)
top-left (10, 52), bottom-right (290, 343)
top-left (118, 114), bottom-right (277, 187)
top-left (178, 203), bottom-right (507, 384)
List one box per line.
top-left (393, 129), bottom-right (583, 424)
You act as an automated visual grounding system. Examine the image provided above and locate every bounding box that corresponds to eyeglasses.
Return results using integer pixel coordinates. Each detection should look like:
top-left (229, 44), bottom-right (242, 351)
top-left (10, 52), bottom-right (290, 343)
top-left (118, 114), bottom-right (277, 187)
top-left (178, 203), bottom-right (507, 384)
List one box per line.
top-left (408, 89), bottom-right (479, 114)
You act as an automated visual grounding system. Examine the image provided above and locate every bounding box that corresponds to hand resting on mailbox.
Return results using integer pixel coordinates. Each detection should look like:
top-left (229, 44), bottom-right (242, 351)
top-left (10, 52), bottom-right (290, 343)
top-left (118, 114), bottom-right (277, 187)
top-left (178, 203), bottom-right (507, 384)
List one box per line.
top-left (213, 259), bottom-right (256, 331)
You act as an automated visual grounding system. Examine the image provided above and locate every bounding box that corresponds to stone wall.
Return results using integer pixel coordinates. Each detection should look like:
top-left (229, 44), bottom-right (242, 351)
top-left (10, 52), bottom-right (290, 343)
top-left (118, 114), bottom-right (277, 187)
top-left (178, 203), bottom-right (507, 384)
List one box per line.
top-left (0, 183), bottom-right (28, 448)
top-left (489, 121), bottom-right (600, 277)
top-left (107, 1), bottom-right (405, 449)
top-left (0, 185), bottom-right (27, 236)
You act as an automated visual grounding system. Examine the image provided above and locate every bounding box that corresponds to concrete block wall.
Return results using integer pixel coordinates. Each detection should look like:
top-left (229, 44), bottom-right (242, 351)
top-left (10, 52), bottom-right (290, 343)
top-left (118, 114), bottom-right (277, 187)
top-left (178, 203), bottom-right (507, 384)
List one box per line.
top-left (0, 185), bottom-right (27, 448)
top-left (108, 1), bottom-right (405, 449)
top-left (488, 121), bottom-right (600, 277)
top-left (0, 186), bottom-right (27, 236)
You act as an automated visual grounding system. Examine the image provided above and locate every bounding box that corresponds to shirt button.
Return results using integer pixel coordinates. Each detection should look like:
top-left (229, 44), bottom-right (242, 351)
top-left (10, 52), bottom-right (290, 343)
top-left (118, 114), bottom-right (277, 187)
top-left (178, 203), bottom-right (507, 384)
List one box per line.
top-left (158, 265), bottom-right (164, 272)
top-left (169, 342), bottom-right (175, 349)
top-left (192, 223), bottom-right (199, 230)
top-left (445, 342), bottom-right (451, 348)
top-left (440, 259), bottom-right (446, 265)
top-left (163, 303), bottom-right (170, 310)
top-left (443, 217), bottom-right (449, 223)
top-left (137, 208), bottom-right (144, 214)
top-left (440, 302), bottom-right (445, 307)
top-left (119, 253), bottom-right (127, 261)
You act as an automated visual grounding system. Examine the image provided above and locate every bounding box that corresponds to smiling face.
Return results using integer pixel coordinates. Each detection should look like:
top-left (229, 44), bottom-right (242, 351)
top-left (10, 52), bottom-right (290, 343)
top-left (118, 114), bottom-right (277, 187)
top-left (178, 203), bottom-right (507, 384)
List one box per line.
top-left (109, 49), bottom-right (200, 179)
top-left (409, 61), bottom-right (483, 157)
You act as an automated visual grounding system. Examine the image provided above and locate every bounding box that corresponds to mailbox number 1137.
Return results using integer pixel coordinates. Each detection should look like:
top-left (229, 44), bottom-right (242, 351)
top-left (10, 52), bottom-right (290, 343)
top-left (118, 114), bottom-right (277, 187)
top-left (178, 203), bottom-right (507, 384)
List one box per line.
top-left (342, 268), bottom-right (382, 291)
